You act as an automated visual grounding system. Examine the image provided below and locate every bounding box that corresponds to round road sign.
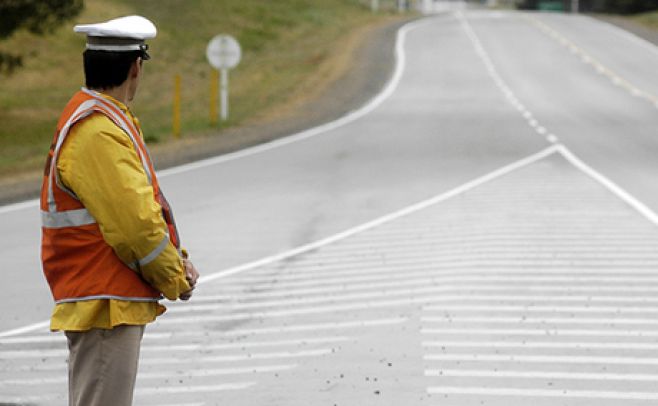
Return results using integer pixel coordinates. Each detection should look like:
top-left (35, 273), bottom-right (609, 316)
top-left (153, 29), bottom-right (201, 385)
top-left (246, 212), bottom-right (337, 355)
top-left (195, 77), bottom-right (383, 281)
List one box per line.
top-left (206, 35), bottom-right (241, 70)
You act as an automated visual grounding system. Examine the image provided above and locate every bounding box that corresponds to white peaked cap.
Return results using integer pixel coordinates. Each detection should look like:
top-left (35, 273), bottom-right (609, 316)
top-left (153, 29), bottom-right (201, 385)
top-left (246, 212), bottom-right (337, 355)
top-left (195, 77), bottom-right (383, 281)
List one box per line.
top-left (74, 15), bottom-right (156, 39)
top-left (74, 16), bottom-right (156, 54)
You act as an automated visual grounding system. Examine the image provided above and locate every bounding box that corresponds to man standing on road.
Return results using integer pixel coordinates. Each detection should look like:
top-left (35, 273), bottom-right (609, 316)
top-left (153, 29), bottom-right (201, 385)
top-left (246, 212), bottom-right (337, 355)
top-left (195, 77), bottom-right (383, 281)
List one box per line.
top-left (40, 15), bottom-right (199, 406)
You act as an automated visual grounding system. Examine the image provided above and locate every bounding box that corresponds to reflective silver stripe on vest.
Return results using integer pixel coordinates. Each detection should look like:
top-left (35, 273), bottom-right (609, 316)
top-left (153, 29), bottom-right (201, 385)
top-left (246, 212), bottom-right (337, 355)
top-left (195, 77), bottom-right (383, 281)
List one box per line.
top-left (134, 234), bottom-right (170, 269)
top-left (55, 295), bottom-right (161, 304)
top-left (48, 99), bottom-right (98, 212)
top-left (41, 209), bottom-right (96, 229)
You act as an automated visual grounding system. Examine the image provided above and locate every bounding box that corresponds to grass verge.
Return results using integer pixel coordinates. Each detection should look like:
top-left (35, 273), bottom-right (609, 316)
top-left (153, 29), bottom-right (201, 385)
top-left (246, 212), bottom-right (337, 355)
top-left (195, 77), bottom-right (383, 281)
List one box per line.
top-left (631, 10), bottom-right (658, 30)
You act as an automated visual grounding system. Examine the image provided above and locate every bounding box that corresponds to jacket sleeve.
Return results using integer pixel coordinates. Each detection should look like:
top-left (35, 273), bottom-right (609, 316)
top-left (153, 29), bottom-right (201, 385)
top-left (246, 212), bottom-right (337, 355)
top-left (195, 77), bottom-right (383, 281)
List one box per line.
top-left (58, 114), bottom-right (191, 300)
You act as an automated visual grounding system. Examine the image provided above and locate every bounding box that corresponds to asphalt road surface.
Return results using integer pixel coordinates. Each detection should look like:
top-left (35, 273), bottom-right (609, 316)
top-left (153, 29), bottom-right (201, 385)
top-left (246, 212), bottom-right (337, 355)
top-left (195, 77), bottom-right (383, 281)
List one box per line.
top-left (2, 5), bottom-right (658, 405)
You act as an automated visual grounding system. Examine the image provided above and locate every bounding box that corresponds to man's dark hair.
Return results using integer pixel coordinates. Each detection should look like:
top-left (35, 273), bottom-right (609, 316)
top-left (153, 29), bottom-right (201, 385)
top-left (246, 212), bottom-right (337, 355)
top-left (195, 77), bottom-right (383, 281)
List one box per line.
top-left (83, 50), bottom-right (143, 89)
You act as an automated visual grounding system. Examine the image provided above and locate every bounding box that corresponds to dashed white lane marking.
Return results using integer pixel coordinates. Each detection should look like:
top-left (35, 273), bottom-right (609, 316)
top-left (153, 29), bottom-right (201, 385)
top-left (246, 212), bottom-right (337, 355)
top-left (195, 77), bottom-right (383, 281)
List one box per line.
top-left (460, 11), bottom-right (658, 227)
top-left (457, 11), bottom-right (562, 146)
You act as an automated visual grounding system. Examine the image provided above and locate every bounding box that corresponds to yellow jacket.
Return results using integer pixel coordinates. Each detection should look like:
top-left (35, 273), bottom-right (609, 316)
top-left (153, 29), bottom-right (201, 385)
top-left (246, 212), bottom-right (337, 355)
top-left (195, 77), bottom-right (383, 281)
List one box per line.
top-left (50, 93), bottom-right (190, 331)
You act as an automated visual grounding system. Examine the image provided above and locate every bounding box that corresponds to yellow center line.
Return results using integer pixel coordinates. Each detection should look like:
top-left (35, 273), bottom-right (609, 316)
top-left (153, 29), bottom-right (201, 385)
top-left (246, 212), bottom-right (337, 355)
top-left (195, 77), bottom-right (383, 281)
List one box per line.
top-left (524, 15), bottom-right (658, 107)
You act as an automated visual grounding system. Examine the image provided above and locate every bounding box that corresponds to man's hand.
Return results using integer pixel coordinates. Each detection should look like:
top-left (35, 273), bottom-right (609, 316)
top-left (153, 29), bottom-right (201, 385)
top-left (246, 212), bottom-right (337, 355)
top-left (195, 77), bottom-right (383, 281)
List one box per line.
top-left (179, 259), bottom-right (199, 301)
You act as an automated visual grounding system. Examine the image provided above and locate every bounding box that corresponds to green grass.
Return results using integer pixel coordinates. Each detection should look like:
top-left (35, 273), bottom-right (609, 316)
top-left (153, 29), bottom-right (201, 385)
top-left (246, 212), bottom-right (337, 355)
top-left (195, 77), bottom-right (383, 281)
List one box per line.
top-left (0, 0), bottom-right (403, 177)
top-left (632, 10), bottom-right (658, 30)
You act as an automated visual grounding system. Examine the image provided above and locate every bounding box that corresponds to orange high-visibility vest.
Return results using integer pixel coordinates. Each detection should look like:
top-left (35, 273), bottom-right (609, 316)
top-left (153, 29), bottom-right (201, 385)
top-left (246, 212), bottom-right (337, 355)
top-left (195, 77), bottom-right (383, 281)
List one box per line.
top-left (41, 88), bottom-right (181, 304)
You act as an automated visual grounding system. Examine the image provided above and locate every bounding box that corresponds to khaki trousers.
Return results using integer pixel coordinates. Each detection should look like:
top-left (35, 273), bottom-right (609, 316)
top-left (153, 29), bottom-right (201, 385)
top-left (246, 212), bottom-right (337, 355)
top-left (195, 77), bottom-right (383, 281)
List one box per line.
top-left (65, 325), bottom-right (145, 406)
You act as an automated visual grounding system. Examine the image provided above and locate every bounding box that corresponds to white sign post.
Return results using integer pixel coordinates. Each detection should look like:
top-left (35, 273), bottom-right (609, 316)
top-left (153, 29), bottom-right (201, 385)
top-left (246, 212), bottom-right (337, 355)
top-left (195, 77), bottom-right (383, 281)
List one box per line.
top-left (206, 35), bottom-right (241, 122)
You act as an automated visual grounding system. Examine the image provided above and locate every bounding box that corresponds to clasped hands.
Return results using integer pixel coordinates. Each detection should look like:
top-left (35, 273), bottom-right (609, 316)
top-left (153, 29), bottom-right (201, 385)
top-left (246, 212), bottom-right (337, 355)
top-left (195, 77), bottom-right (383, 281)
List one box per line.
top-left (179, 258), bottom-right (199, 301)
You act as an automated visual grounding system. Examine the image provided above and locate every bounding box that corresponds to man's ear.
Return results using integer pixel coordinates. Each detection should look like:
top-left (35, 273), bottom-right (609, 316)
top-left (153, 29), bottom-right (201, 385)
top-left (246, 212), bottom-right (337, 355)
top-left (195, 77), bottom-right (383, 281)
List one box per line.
top-left (129, 57), bottom-right (142, 79)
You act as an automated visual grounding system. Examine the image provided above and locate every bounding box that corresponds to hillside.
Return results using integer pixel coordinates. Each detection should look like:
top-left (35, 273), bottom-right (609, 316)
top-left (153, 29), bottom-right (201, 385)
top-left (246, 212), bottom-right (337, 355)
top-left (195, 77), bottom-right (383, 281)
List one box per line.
top-left (0, 0), bottom-right (404, 178)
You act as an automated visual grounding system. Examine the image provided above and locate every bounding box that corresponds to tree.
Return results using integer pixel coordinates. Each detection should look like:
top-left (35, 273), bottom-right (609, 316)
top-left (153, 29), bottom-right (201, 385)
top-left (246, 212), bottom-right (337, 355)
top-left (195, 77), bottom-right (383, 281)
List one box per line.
top-left (603, 0), bottom-right (657, 14)
top-left (0, 0), bottom-right (83, 74)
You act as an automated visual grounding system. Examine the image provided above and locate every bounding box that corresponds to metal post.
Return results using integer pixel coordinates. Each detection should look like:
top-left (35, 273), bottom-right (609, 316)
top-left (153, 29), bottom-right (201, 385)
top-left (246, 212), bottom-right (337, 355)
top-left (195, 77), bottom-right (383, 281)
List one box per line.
top-left (210, 69), bottom-right (218, 125)
top-left (220, 68), bottom-right (229, 121)
top-left (371, 0), bottom-right (379, 12)
top-left (398, 0), bottom-right (405, 12)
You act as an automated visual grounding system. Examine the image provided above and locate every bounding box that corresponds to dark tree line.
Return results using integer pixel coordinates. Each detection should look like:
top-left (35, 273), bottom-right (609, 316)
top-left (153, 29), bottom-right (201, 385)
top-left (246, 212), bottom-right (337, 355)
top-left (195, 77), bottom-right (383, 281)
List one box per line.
top-left (0, 0), bottom-right (83, 74)
top-left (599, 0), bottom-right (657, 14)
top-left (518, 0), bottom-right (657, 13)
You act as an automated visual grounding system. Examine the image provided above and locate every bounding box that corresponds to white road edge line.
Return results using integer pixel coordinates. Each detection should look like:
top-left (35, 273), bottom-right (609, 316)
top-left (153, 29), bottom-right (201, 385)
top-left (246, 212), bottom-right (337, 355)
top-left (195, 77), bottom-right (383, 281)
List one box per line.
top-left (0, 16), bottom-right (434, 215)
top-left (0, 320), bottom-right (51, 338)
top-left (555, 145), bottom-right (658, 225)
top-left (156, 18), bottom-right (431, 177)
top-left (592, 15), bottom-right (658, 58)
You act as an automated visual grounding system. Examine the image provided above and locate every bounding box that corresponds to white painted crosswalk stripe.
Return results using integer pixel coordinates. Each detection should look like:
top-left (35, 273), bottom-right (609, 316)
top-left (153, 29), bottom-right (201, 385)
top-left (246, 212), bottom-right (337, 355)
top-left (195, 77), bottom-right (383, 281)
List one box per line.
top-left (422, 327), bottom-right (658, 338)
top-left (423, 341), bottom-right (658, 350)
top-left (427, 387), bottom-right (658, 401)
top-left (425, 354), bottom-right (658, 366)
top-left (136, 382), bottom-right (256, 394)
top-left (4, 365), bottom-right (296, 386)
top-left (422, 315), bottom-right (658, 326)
top-left (425, 369), bottom-right (658, 382)
top-left (0, 317), bottom-right (405, 345)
